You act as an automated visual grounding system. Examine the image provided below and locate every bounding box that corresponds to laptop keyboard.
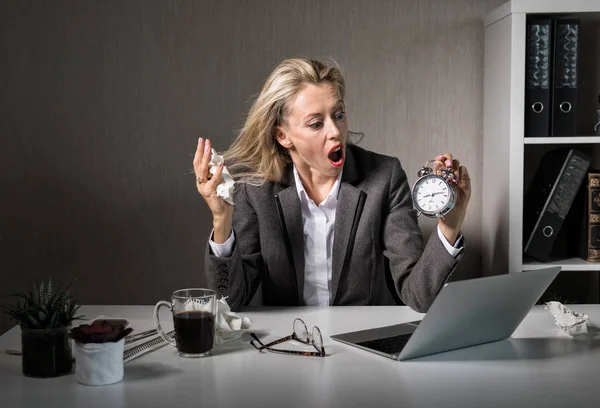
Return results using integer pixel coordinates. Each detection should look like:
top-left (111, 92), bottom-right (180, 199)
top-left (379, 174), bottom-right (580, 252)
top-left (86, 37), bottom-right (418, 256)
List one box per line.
top-left (356, 333), bottom-right (412, 355)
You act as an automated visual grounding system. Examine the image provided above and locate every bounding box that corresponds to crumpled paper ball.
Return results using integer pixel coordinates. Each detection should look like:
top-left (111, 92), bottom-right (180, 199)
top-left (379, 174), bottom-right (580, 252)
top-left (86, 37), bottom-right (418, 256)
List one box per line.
top-left (544, 301), bottom-right (590, 336)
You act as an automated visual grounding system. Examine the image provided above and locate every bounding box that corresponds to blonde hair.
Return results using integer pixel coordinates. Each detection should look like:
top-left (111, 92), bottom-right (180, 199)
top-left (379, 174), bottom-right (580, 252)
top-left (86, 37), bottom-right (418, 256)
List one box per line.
top-left (223, 58), bottom-right (346, 184)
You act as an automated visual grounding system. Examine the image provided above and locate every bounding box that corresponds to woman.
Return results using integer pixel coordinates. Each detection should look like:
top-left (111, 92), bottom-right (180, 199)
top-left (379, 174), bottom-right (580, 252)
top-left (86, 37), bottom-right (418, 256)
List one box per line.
top-left (193, 58), bottom-right (471, 312)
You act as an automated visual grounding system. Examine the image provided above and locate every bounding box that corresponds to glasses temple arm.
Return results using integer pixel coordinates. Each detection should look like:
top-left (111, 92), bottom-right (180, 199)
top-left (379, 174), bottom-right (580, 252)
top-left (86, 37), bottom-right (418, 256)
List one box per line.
top-left (255, 334), bottom-right (295, 350)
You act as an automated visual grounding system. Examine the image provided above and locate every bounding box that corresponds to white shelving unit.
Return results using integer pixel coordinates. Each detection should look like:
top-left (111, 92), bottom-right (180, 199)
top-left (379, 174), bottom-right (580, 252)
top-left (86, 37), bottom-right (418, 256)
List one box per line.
top-left (522, 257), bottom-right (600, 271)
top-left (524, 137), bottom-right (600, 144)
top-left (483, 0), bottom-right (600, 276)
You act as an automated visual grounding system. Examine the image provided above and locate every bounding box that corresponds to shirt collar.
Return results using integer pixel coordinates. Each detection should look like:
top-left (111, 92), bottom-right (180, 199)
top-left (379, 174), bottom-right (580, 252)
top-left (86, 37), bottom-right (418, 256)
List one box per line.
top-left (292, 165), bottom-right (343, 203)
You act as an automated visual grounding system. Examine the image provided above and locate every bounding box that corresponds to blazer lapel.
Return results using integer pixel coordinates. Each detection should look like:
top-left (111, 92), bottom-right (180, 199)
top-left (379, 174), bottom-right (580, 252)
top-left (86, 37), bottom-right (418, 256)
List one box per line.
top-left (330, 146), bottom-right (365, 304)
top-left (275, 177), bottom-right (306, 305)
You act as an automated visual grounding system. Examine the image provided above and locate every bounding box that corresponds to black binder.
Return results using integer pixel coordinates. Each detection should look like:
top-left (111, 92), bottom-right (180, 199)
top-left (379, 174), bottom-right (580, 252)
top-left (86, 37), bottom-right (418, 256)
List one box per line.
top-left (550, 19), bottom-right (580, 136)
top-left (525, 19), bottom-right (552, 138)
top-left (523, 148), bottom-right (591, 262)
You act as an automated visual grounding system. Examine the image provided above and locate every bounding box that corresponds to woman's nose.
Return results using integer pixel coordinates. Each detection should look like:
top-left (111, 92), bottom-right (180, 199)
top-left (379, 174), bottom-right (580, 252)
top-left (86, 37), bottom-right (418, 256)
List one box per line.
top-left (326, 119), bottom-right (341, 138)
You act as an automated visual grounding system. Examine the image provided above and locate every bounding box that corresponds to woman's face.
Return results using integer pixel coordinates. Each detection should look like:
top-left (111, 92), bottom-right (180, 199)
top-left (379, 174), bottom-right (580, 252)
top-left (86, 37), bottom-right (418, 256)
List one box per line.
top-left (276, 82), bottom-right (348, 179)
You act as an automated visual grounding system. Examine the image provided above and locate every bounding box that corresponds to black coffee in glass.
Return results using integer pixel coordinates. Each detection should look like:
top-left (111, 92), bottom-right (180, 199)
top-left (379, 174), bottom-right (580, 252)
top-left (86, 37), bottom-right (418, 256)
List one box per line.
top-left (173, 311), bottom-right (216, 355)
top-left (154, 288), bottom-right (217, 357)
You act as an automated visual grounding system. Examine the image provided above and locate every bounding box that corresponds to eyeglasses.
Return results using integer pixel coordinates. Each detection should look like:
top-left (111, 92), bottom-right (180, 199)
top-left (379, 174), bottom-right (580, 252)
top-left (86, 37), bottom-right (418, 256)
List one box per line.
top-left (250, 318), bottom-right (326, 357)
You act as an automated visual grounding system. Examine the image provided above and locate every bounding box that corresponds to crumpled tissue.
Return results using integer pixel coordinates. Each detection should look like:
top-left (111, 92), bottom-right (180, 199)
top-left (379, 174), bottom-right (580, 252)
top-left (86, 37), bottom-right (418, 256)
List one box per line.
top-left (209, 148), bottom-right (235, 205)
top-left (544, 301), bottom-right (590, 336)
top-left (214, 297), bottom-right (253, 345)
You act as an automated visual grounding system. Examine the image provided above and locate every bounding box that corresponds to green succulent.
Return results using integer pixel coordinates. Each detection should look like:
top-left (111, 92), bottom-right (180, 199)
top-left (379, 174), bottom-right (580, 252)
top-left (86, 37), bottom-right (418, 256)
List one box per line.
top-left (3, 278), bottom-right (84, 329)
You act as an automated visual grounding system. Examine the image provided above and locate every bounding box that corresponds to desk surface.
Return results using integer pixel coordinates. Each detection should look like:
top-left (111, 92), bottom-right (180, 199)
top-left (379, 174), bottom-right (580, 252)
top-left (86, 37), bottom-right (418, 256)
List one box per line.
top-left (1, 305), bottom-right (600, 408)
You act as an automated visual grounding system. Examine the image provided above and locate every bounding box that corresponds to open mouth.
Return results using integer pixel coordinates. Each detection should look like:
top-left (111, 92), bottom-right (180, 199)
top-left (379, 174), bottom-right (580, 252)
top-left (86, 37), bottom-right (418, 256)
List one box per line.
top-left (328, 144), bottom-right (344, 167)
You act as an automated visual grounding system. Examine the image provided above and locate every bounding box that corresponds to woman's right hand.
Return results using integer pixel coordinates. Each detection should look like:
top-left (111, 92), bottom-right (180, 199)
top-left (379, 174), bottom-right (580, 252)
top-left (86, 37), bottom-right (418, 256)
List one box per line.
top-left (193, 138), bottom-right (233, 243)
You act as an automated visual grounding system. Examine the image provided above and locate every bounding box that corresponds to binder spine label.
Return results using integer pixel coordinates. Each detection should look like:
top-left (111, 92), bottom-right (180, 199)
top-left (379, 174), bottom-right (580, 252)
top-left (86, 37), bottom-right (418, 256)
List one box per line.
top-left (525, 20), bottom-right (551, 138)
top-left (526, 23), bottom-right (551, 90)
top-left (551, 19), bottom-right (580, 136)
top-left (554, 23), bottom-right (579, 89)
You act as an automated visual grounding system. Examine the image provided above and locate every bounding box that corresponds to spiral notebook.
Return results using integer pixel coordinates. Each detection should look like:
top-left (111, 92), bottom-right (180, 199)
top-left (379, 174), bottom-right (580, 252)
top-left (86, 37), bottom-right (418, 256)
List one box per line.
top-left (123, 329), bottom-right (175, 363)
top-left (90, 316), bottom-right (175, 364)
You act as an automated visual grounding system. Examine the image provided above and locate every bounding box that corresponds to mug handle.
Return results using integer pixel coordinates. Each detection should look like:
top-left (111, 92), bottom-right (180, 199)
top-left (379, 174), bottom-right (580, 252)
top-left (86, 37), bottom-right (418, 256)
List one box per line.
top-left (153, 301), bottom-right (176, 347)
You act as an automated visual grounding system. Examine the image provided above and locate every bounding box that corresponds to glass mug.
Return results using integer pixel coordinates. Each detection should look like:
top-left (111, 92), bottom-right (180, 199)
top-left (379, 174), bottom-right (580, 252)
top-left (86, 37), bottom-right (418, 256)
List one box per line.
top-left (153, 288), bottom-right (217, 357)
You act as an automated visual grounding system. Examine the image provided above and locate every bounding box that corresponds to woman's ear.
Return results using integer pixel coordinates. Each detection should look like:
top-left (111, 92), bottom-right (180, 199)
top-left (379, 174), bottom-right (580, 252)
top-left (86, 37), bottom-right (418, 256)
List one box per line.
top-left (275, 126), bottom-right (293, 149)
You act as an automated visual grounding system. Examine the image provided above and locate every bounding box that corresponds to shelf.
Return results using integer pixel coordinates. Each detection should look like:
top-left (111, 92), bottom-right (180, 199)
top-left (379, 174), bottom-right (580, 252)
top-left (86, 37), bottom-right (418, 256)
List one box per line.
top-left (485, 0), bottom-right (600, 27)
top-left (524, 137), bottom-right (600, 144)
top-left (522, 257), bottom-right (600, 271)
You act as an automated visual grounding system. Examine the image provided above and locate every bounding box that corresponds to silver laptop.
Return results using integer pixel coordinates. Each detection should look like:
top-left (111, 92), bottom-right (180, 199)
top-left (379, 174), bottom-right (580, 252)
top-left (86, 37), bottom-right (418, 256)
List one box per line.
top-left (331, 267), bottom-right (561, 361)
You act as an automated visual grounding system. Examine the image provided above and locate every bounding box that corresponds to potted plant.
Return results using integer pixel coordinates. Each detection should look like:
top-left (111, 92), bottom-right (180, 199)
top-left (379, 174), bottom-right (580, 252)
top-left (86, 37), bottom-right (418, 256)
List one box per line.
top-left (3, 279), bottom-right (83, 378)
top-left (70, 320), bottom-right (132, 386)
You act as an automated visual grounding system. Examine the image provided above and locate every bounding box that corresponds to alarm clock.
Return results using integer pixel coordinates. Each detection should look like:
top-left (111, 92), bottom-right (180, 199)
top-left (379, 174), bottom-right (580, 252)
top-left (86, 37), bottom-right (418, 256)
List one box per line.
top-left (411, 159), bottom-right (457, 219)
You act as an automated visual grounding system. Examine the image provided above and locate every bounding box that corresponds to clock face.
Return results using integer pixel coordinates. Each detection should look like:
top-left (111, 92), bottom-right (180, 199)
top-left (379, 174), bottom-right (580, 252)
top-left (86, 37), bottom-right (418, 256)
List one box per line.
top-left (413, 176), bottom-right (451, 214)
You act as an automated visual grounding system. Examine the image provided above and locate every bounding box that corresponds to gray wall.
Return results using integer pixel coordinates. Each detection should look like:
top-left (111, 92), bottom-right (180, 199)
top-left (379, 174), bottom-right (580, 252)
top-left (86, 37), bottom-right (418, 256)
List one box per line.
top-left (0, 0), bottom-right (505, 334)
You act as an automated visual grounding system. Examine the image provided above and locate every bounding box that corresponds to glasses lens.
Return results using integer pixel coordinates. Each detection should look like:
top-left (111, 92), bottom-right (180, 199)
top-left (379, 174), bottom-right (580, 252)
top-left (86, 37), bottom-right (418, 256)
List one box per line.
top-left (293, 318), bottom-right (309, 343)
top-left (312, 326), bottom-right (323, 351)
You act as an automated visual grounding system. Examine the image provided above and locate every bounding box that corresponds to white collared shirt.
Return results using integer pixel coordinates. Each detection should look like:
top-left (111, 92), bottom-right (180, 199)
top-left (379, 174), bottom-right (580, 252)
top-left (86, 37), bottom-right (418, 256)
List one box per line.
top-left (209, 165), bottom-right (463, 306)
top-left (293, 166), bottom-right (342, 306)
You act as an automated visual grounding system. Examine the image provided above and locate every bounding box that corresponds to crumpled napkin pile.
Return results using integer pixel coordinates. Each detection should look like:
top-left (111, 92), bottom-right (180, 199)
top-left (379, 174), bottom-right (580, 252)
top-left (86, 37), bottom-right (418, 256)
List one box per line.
top-left (544, 301), bottom-right (590, 336)
top-left (214, 297), bottom-right (253, 345)
top-left (208, 148), bottom-right (235, 205)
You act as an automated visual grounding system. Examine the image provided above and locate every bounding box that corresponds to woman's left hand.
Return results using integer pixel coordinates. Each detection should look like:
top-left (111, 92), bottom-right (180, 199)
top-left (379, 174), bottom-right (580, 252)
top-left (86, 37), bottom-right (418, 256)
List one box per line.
top-left (433, 153), bottom-right (471, 246)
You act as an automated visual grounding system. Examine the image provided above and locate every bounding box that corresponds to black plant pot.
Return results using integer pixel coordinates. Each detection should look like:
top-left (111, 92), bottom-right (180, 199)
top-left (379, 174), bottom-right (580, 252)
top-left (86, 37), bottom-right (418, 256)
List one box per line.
top-left (21, 326), bottom-right (72, 378)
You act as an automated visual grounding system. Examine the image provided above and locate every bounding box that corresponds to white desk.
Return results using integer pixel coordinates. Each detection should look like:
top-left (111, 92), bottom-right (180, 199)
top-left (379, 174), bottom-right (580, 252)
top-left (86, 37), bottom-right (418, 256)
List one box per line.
top-left (1, 305), bottom-right (600, 408)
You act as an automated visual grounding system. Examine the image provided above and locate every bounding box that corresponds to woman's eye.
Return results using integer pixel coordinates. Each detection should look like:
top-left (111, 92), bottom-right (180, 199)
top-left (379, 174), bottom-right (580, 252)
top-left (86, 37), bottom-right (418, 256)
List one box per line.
top-left (309, 121), bottom-right (323, 129)
top-left (334, 111), bottom-right (345, 120)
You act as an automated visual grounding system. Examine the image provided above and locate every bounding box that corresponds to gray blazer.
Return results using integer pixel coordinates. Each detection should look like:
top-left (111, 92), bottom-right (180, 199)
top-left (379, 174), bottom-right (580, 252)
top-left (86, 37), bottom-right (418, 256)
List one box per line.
top-left (205, 144), bottom-right (461, 312)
